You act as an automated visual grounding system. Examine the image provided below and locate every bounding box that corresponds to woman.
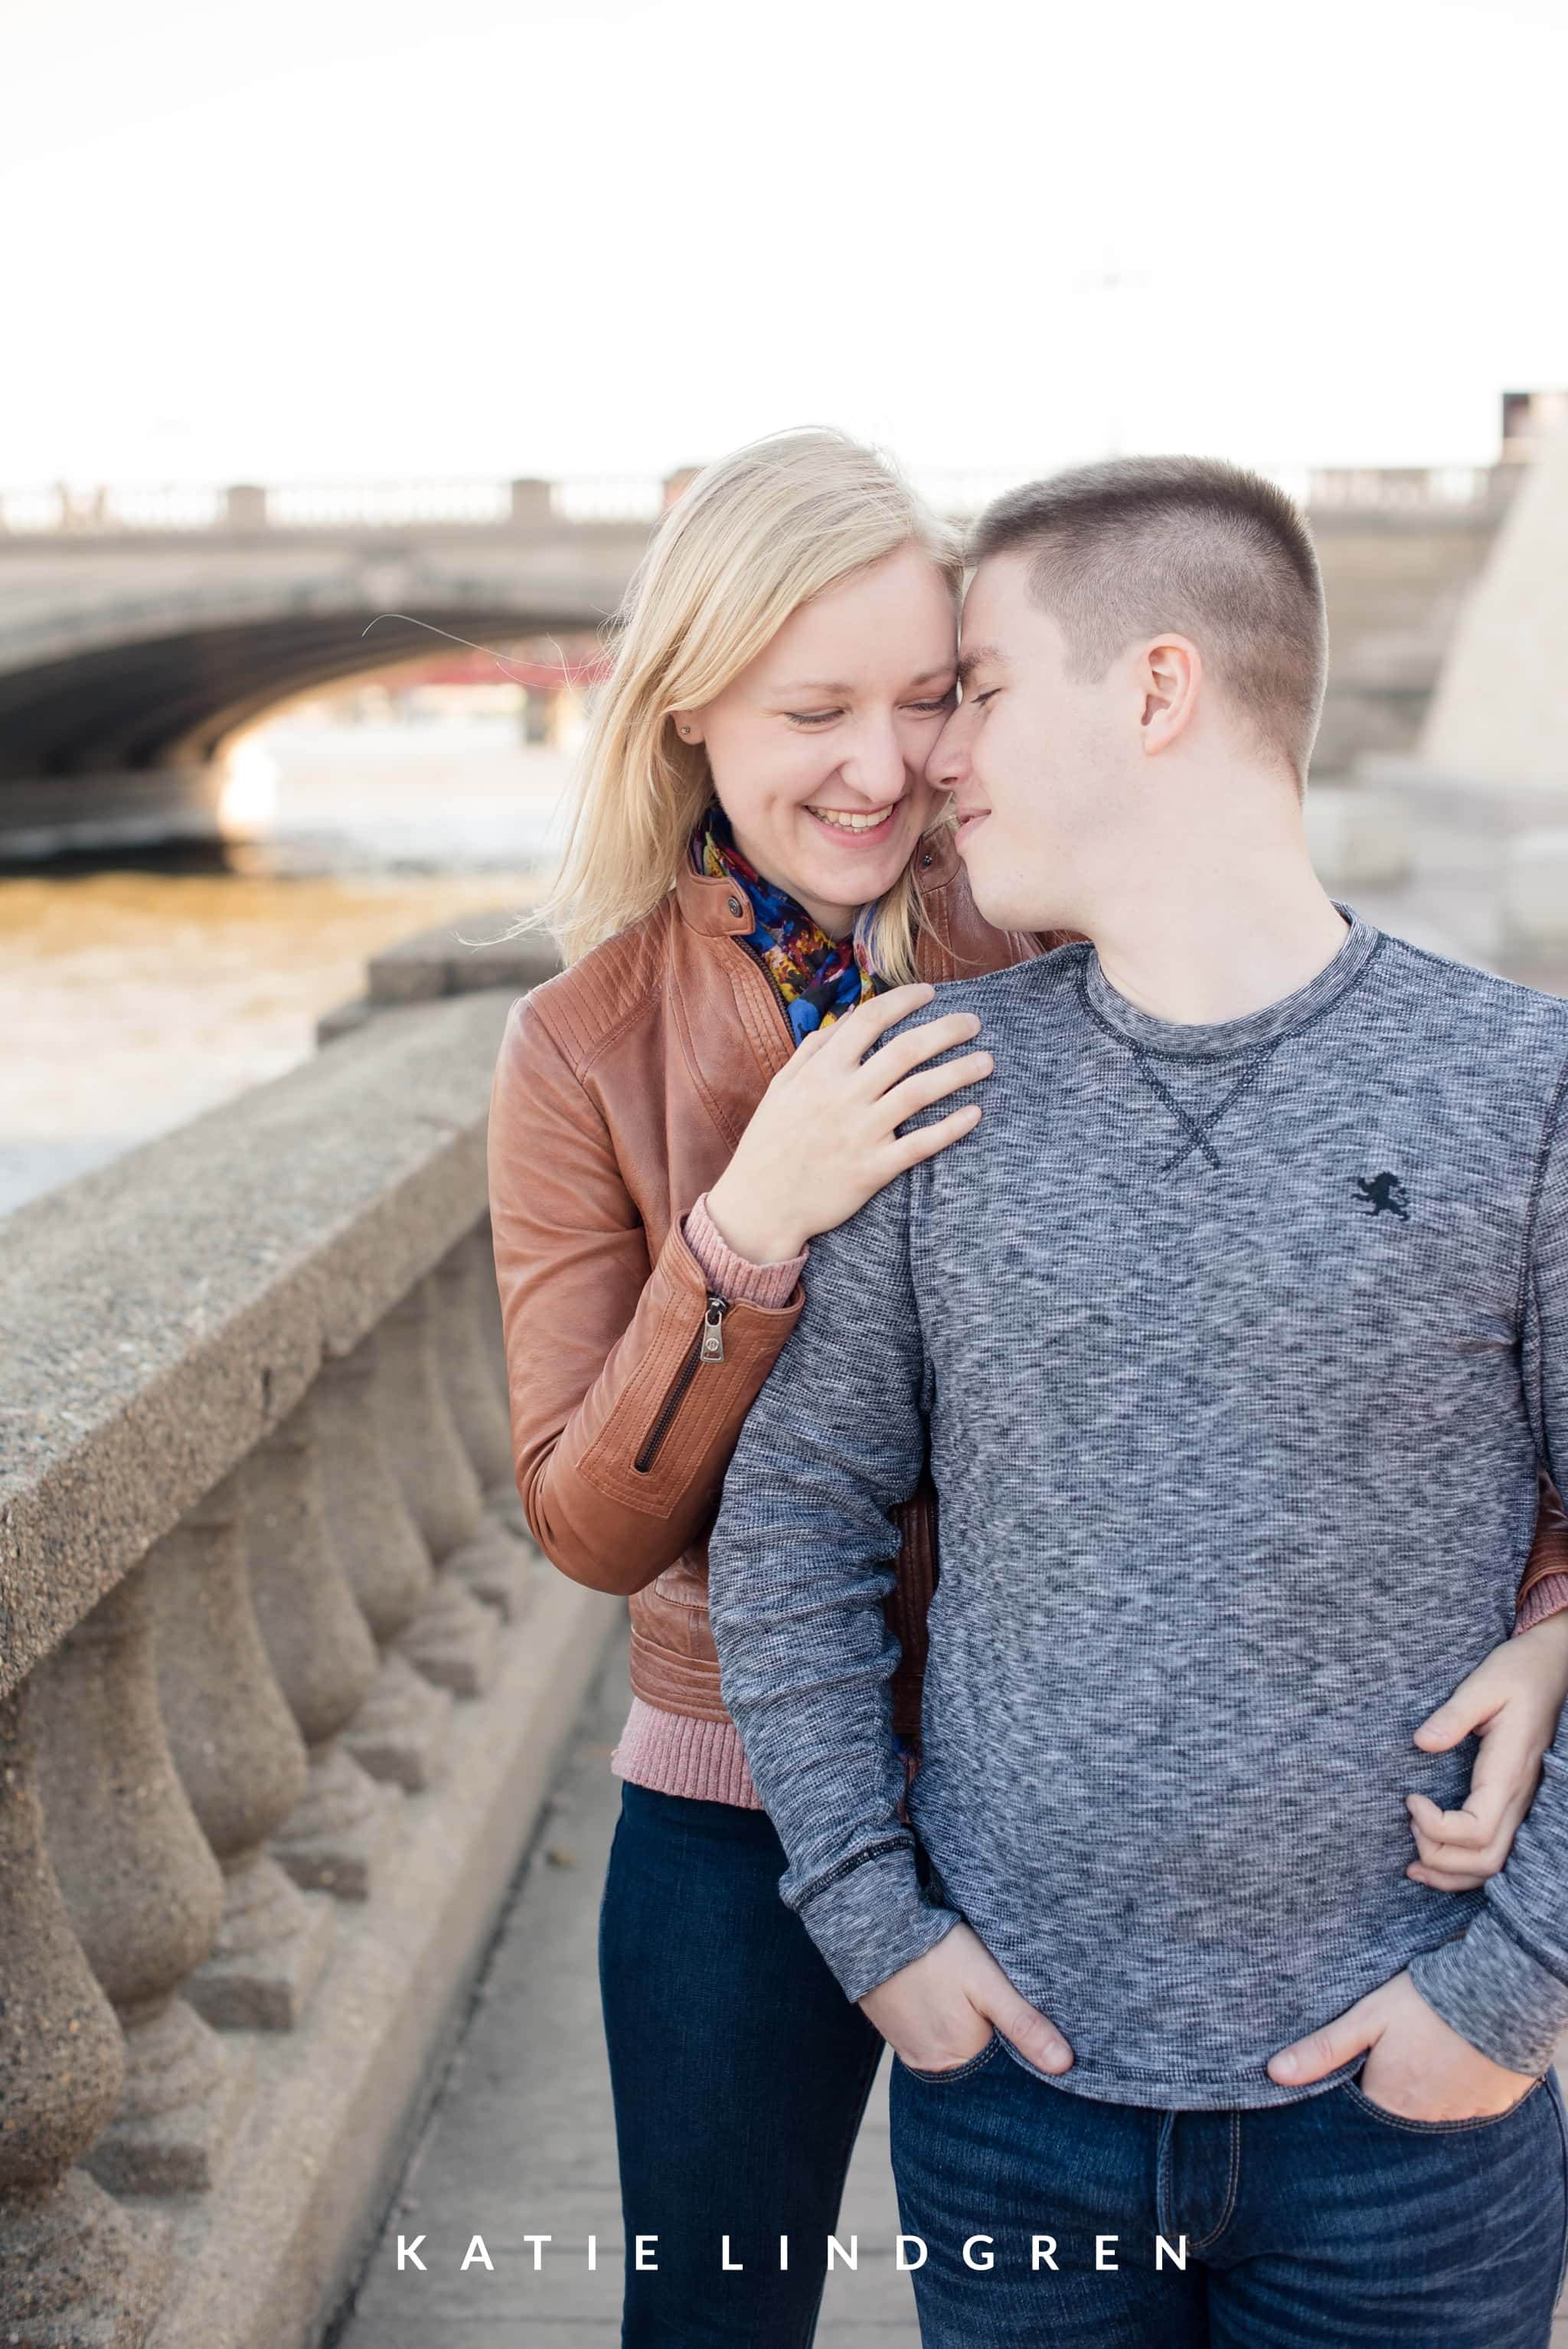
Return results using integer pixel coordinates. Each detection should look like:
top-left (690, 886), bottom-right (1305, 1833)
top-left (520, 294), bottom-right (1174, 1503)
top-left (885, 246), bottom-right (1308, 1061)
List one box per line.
top-left (486, 428), bottom-right (1568, 2347)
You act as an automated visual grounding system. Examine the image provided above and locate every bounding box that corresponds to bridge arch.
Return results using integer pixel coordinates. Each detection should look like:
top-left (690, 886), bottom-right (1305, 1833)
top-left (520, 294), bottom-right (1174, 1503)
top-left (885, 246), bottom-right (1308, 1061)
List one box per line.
top-left (0, 601), bottom-right (596, 778)
top-left (0, 514), bottom-right (653, 850)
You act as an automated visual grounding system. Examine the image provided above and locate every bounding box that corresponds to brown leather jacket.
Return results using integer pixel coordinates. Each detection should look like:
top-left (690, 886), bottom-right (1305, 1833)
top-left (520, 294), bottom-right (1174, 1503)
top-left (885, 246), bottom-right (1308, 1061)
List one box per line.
top-left (487, 822), bottom-right (1568, 1742)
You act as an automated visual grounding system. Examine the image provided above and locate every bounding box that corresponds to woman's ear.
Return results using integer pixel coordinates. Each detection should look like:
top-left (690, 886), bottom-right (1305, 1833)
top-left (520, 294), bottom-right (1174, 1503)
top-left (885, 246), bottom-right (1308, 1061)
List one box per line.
top-left (670, 709), bottom-right (704, 744)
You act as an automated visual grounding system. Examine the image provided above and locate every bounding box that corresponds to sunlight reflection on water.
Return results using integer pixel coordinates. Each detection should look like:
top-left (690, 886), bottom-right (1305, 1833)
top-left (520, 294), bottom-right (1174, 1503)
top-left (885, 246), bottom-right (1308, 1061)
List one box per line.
top-left (0, 718), bottom-right (572, 1215)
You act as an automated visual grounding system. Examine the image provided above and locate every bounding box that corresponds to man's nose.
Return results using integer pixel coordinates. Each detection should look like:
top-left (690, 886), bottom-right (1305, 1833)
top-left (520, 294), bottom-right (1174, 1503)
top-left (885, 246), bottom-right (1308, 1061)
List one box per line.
top-left (924, 706), bottom-right (969, 794)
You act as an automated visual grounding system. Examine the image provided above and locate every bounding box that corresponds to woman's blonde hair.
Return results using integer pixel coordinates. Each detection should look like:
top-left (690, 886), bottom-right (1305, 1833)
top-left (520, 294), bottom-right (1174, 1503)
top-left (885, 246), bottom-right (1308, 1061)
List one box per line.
top-left (514, 426), bottom-right (963, 982)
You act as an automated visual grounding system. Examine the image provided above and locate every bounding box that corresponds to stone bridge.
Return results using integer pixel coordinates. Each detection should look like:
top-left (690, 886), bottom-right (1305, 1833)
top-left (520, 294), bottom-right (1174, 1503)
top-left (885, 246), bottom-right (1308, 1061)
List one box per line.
top-left (0, 465), bottom-right (1524, 857)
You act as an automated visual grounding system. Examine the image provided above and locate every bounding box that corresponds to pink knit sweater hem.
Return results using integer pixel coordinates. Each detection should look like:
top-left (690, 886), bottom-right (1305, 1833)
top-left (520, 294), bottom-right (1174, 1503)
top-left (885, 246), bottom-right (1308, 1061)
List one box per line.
top-left (610, 1695), bottom-right (924, 1815)
top-left (610, 1696), bottom-right (765, 1808)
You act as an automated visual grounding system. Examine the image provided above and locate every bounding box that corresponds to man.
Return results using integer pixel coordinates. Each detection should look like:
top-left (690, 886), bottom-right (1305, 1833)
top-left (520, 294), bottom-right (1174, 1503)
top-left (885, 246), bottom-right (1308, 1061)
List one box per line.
top-left (704, 457), bottom-right (1568, 2345)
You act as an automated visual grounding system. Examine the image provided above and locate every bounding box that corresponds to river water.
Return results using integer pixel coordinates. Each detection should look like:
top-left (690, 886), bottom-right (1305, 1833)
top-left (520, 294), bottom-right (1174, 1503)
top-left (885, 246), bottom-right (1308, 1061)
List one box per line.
top-left (0, 714), bottom-right (576, 1218)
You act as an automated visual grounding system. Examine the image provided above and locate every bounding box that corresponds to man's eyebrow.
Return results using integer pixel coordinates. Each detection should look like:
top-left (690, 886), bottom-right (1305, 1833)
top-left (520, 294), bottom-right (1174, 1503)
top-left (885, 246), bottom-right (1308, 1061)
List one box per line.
top-left (956, 644), bottom-right (1006, 686)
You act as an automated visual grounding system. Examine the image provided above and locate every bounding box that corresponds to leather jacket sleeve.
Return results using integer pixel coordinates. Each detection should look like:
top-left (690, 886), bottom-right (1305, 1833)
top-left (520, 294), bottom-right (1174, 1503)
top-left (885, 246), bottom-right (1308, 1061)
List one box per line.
top-left (486, 990), bottom-right (808, 1597)
top-left (1517, 1472), bottom-right (1568, 1612)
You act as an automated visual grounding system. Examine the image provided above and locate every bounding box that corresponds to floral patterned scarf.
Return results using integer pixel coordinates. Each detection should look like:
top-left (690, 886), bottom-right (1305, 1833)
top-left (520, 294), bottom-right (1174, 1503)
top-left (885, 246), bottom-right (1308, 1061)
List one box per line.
top-left (691, 799), bottom-right (888, 1044)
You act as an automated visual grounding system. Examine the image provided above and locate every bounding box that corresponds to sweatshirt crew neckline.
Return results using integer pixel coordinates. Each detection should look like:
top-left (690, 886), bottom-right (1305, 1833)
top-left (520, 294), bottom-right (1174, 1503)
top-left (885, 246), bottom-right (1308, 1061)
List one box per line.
top-left (1076, 903), bottom-right (1383, 1060)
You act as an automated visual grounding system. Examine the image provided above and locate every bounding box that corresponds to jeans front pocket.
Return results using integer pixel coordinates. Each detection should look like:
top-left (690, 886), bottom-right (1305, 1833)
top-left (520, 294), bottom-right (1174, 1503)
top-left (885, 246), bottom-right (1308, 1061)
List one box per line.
top-left (1341, 2062), bottom-right (1548, 2134)
top-left (894, 2028), bottom-right (1004, 2086)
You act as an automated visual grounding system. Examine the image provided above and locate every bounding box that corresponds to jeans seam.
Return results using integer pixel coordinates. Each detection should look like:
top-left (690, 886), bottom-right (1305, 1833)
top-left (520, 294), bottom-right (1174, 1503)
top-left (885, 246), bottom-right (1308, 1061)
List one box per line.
top-left (1187, 2112), bottom-right (1242, 2253)
top-left (1548, 2073), bottom-right (1568, 2309)
top-left (897, 2029), bottom-right (1003, 2086)
top-left (1341, 2071), bottom-right (1547, 2133)
top-left (1155, 2113), bottom-right (1176, 2249)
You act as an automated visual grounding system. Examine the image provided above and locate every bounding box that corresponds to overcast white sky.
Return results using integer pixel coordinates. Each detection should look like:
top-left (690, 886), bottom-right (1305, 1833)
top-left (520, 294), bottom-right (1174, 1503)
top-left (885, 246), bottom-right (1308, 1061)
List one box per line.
top-left (2, 0), bottom-right (1565, 488)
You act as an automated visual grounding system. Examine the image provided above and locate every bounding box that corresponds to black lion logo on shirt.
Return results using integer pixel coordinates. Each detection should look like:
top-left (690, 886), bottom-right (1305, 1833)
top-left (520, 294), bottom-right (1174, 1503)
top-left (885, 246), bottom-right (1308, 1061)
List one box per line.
top-left (1354, 1171), bottom-right (1409, 1222)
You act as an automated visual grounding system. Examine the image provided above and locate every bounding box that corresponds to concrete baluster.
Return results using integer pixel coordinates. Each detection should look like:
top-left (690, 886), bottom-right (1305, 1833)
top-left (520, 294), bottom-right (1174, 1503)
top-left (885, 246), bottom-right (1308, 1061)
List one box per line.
top-left (383, 1279), bottom-right (485, 1554)
top-left (476, 1209), bottom-right (515, 1426)
top-left (0, 1680), bottom-right (174, 2340)
top-left (375, 1282), bottom-right (502, 1694)
top-left (354, 1314), bottom-right (501, 1701)
top-left (32, 1561), bottom-right (256, 2196)
top-left (312, 1333), bottom-right (455, 1790)
top-left (462, 1221), bottom-right (535, 1531)
top-left (146, 1469), bottom-right (335, 2031)
top-left (240, 1392), bottom-right (401, 1899)
top-left (430, 1246), bottom-right (537, 1619)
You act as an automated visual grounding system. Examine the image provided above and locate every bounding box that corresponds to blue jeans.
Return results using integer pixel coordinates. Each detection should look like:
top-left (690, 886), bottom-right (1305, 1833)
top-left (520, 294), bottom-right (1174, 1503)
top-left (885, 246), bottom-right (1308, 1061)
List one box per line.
top-left (597, 1780), bottom-right (885, 2346)
top-left (890, 2030), bottom-right (1568, 2346)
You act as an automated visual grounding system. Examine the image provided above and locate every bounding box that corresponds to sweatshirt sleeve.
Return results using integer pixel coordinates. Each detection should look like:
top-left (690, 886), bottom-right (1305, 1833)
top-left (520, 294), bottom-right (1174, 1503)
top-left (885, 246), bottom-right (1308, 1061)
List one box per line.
top-left (1408, 1081), bottom-right (1568, 2073)
top-left (705, 1164), bottom-right (959, 2004)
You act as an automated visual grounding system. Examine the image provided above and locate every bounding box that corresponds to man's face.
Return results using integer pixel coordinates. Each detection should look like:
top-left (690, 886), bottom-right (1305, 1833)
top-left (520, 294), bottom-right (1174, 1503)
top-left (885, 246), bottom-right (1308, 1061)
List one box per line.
top-left (925, 550), bottom-right (1125, 935)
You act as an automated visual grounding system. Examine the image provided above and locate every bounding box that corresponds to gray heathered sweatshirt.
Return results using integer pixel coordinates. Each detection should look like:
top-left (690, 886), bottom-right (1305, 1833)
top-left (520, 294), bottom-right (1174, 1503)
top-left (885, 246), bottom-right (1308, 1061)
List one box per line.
top-left (705, 912), bottom-right (1568, 2110)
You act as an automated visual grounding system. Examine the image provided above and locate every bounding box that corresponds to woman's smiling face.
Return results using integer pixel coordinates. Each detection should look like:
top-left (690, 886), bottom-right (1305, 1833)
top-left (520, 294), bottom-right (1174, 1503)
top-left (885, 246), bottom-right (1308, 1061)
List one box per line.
top-left (673, 541), bottom-right (959, 938)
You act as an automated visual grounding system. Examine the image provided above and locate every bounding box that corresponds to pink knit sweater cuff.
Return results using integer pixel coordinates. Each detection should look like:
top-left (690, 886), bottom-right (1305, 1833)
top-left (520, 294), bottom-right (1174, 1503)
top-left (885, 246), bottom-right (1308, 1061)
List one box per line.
top-left (1514, 1572), bottom-right (1568, 1633)
top-left (681, 1190), bottom-right (808, 1312)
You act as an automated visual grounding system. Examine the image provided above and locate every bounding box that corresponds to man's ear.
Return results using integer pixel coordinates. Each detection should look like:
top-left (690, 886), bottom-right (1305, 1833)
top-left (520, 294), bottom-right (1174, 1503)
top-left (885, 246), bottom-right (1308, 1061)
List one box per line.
top-left (1138, 635), bottom-right (1201, 758)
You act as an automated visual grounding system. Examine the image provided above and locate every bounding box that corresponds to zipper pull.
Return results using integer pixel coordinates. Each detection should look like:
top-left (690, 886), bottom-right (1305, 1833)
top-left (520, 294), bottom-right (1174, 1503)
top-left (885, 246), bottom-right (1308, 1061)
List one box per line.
top-left (700, 1294), bottom-right (730, 1363)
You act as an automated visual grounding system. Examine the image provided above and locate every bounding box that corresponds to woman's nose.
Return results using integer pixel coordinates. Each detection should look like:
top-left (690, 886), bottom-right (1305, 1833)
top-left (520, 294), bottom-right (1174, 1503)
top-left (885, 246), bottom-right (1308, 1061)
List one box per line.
top-left (843, 717), bottom-right (909, 800)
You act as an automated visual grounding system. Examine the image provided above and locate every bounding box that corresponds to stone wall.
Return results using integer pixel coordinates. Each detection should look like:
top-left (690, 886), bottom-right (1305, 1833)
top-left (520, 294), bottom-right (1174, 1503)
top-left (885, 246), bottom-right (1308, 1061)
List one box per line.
top-left (0, 977), bottom-right (622, 2347)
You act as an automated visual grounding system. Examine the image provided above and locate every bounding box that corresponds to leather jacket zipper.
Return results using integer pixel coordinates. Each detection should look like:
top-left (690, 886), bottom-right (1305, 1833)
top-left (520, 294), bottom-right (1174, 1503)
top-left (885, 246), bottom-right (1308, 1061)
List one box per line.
top-left (634, 1294), bottom-right (732, 1472)
top-left (729, 936), bottom-right (797, 1058)
top-left (757, 956), bottom-right (795, 1041)
top-left (629, 940), bottom-right (779, 1475)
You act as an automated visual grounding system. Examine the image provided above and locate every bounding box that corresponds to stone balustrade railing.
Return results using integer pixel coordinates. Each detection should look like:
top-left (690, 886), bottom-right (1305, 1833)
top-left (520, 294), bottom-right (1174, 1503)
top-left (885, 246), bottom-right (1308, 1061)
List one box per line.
top-left (0, 957), bottom-right (620, 2347)
top-left (0, 461), bottom-right (1527, 540)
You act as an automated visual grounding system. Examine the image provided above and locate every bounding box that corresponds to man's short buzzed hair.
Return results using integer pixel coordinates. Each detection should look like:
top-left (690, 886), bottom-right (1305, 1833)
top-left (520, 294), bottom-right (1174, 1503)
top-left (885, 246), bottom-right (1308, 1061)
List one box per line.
top-left (967, 456), bottom-right (1328, 786)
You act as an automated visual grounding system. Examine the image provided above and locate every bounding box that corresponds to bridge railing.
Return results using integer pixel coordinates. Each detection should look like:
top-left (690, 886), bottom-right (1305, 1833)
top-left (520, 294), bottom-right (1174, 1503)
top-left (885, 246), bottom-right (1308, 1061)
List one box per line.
top-left (1295, 464), bottom-right (1508, 510)
top-left (0, 942), bottom-right (618, 2348)
top-left (0, 462), bottom-right (1521, 539)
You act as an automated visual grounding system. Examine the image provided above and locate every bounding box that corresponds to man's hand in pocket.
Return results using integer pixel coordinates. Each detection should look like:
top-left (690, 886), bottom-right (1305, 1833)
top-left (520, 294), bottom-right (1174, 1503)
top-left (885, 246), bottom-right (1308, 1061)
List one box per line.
top-left (860, 1918), bottom-right (1074, 2076)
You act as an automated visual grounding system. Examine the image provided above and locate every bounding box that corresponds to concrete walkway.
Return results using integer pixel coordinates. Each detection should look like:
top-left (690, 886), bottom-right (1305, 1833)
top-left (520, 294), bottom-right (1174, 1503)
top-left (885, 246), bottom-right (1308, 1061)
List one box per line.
top-left (328, 1618), bottom-right (918, 2347)
top-left (330, 1614), bottom-right (1568, 2349)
